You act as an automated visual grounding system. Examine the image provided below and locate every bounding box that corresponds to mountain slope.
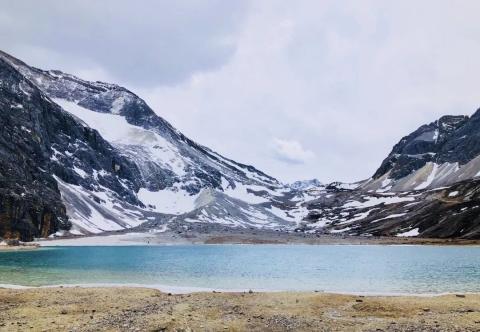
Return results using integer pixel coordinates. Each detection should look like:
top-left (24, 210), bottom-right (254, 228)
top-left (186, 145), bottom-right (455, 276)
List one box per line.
top-left (1, 51), bottom-right (278, 190)
top-left (0, 50), bottom-right (301, 239)
top-left (300, 110), bottom-right (480, 239)
top-left (363, 112), bottom-right (480, 192)
top-left (0, 56), bottom-right (150, 240)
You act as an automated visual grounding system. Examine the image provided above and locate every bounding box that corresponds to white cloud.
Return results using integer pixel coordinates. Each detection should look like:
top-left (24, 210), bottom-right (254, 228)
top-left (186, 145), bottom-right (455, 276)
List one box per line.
top-left (272, 138), bottom-right (315, 164)
top-left (3, 1), bottom-right (480, 183)
top-left (139, 0), bottom-right (480, 182)
top-left (0, 0), bottom-right (248, 86)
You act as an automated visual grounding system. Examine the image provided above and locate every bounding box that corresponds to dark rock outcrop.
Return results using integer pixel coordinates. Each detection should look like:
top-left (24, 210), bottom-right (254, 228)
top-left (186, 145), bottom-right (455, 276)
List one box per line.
top-left (0, 56), bottom-right (143, 240)
top-left (373, 115), bottom-right (469, 180)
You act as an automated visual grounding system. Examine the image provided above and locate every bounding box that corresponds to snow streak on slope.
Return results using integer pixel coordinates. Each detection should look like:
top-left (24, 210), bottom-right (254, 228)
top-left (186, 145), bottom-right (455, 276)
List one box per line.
top-left (342, 195), bottom-right (415, 209)
top-left (364, 157), bottom-right (480, 193)
top-left (414, 163), bottom-right (439, 190)
top-left (54, 98), bottom-right (187, 176)
top-left (55, 177), bottom-right (146, 234)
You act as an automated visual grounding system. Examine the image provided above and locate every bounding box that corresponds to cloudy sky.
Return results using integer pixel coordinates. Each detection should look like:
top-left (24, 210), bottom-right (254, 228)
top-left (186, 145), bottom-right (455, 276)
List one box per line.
top-left (2, 0), bottom-right (480, 183)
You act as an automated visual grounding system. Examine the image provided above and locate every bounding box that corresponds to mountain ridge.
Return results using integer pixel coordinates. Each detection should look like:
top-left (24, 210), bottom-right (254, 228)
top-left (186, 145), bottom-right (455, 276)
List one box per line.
top-left (0, 50), bottom-right (298, 240)
top-left (2, 49), bottom-right (480, 241)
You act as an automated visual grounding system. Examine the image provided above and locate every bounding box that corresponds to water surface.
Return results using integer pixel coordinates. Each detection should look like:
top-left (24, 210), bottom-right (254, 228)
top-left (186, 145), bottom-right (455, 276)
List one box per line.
top-left (0, 245), bottom-right (479, 294)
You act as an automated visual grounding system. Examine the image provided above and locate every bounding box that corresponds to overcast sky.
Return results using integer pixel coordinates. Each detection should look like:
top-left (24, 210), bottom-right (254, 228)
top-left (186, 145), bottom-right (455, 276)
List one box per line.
top-left (2, 0), bottom-right (480, 183)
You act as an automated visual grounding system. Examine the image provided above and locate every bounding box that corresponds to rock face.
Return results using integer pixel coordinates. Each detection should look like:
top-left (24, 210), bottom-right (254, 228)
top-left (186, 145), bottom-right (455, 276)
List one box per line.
top-left (0, 56), bottom-right (140, 240)
top-left (299, 110), bottom-right (480, 239)
top-left (365, 112), bottom-right (480, 192)
top-left (0, 50), bottom-right (296, 240)
top-left (373, 115), bottom-right (469, 180)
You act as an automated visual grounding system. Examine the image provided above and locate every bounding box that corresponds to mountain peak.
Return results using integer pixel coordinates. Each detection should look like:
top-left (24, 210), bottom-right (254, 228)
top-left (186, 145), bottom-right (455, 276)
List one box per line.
top-left (0, 50), bottom-right (288, 240)
top-left (289, 179), bottom-right (322, 190)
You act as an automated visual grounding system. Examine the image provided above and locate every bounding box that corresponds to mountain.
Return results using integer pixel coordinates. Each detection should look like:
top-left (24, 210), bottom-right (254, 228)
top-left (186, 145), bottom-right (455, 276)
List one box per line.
top-left (363, 113), bottom-right (480, 192)
top-left (300, 111), bottom-right (480, 239)
top-left (0, 55), bottom-right (141, 240)
top-left (2, 49), bottom-right (480, 241)
top-left (0, 50), bottom-right (305, 240)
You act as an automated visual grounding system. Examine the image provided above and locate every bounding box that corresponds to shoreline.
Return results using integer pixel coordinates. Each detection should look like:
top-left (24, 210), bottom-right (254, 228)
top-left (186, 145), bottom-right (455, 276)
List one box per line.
top-left (0, 244), bottom-right (40, 251)
top-left (1, 287), bottom-right (479, 331)
top-left (33, 230), bottom-right (480, 247)
top-left (0, 283), bottom-right (477, 298)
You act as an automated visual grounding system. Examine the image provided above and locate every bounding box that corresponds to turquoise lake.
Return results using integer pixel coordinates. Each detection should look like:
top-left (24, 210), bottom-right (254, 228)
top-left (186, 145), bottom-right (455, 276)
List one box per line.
top-left (0, 245), bottom-right (479, 294)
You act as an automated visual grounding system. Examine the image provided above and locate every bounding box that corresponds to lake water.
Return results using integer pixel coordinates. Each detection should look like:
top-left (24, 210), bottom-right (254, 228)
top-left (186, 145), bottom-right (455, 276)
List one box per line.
top-left (0, 245), bottom-right (479, 294)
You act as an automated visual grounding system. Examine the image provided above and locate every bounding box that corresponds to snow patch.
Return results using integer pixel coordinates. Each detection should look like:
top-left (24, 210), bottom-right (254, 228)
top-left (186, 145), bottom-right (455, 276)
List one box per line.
top-left (396, 228), bottom-right (420, 237)
top-left (371, 213), bottom-right (407, 223)
top-left (73, 165), bottom-right (88, 178)
top-left (343, 195), bottom-right (415, 209)
top-left (223, 183), bottom-right (269, 204)
top-left (111, 96), bottom-right (126, 114)
top-left (55, 177), bottom-right (144, 234)
top-left (54, 98), bottom-right (187, 176)
top-left (415, 163), bottom-right (438, 190)
top-left (138, 188), bottom-right (199, 215)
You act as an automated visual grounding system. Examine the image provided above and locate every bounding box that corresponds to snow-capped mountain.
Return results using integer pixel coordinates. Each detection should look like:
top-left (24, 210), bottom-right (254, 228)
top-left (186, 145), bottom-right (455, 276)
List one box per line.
top-left (0, 50), bottom-right (300, 240)
top-left (300, 111), bottom-right (480, 239)
top-left (2, 49), bottom-right (480, 241)
top-left (363, 113), bottom-right (480, 192)
top-left (0, 54), bottom-right (139, 240)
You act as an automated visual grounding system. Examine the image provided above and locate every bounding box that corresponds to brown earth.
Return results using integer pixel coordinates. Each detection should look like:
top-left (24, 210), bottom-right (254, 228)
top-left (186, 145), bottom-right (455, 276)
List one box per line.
top-left (1, 287), bottom-right (480, 331)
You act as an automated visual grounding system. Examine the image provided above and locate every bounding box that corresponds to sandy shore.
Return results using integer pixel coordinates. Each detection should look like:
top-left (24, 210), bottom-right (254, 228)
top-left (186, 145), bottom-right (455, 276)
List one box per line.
top-left (0, 287), bottom-right (479, 331)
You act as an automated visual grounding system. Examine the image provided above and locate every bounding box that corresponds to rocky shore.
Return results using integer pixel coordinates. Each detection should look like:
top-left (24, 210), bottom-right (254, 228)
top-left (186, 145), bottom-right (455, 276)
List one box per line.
top-left (37, 228), bottom-right (480, 247)
top-left (0, 239), bottom-right (39, 250)
top-left (0, 287), bottom-right (479, 331)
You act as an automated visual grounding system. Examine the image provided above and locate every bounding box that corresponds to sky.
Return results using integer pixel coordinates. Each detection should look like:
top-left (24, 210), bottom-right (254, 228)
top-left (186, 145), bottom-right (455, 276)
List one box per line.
top-left (2, 0), bottom-right (480, 183)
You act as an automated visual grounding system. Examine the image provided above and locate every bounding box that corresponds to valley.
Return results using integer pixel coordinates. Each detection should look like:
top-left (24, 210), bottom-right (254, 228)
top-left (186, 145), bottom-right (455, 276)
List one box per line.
top-left (1, 49), bottom-right (480, 243)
